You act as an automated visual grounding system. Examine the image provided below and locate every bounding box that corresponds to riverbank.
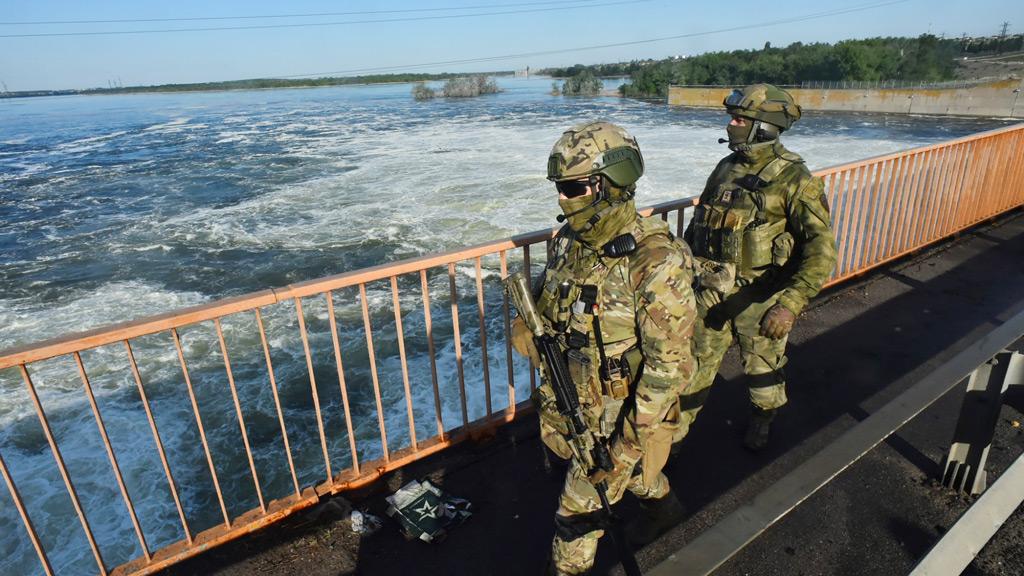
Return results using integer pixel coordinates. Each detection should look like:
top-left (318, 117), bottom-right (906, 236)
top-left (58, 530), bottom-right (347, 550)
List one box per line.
top-left (668, 78), bottom-right (1024, 118)
top-left (0, 72), bottom-right (513, 99)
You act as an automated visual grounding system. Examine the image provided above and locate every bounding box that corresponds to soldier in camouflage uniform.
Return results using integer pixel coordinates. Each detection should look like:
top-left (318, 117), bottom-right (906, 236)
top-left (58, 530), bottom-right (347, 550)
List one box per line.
top-left (677, 84), bottom-right (837, 451)
top-left (511, 121), bottom-right (696, 575)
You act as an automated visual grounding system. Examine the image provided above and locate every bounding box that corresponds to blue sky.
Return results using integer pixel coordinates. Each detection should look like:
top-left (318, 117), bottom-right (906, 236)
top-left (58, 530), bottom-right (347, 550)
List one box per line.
top-left (0, 0), bottom-right (1021, 91)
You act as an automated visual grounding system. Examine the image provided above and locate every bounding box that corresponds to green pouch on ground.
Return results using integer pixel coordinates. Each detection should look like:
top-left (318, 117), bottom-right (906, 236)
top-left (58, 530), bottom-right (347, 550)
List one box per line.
top-left (385, 479), bottom-right (472, 543)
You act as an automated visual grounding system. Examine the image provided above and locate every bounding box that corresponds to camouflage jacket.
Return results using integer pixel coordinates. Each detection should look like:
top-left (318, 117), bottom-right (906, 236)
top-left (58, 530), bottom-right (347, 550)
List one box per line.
top-left (685, 141), bottom-right (837, 316)
top-left (536, 215), bottom-right (696, 454)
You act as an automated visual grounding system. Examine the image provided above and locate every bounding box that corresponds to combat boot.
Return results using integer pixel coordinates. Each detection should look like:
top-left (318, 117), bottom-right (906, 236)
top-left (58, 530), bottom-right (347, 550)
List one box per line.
top-left (626, 491), bottom-right (685, 547)
top-left (743, 407), bottom-right (777, 452)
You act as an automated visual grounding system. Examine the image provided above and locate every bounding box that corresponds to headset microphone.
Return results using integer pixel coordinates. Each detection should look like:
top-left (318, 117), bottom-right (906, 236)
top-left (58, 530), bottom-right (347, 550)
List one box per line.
top-left (718, 138), bottom-right (728, 144)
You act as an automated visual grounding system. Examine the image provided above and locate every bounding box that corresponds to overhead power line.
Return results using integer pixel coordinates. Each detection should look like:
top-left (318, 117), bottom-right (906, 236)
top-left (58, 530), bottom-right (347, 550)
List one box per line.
top-left (0, 0), bottom-right (650, 38)
top-left (274, 0), bottom-right (910, 79)
top-left (0, 0), bottom-right (609, 25)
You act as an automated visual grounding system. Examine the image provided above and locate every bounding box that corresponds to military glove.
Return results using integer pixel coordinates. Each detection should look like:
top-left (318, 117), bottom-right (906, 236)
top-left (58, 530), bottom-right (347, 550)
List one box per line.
top-left (694, 258), bottom-right (736, 295)
top-left (510, 316), bottom-right (541, 368)
top-left (759, 304), bottom-right (796, 340)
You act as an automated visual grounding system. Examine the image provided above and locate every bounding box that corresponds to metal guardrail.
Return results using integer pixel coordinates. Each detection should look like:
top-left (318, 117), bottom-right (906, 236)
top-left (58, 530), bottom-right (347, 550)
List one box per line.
top-left (798, 79), bottom-right (992, 90)
top-left (650, 308), bottom-right (1024, 576)
top-left (1, 123), bottom-right (1023, 575)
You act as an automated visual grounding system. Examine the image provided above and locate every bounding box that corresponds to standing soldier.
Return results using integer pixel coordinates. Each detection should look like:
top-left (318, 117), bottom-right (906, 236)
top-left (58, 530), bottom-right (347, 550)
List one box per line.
top-left (511, 121), bottom-right (696, 575)
top-left (679, 84), bottom-right (837, 451)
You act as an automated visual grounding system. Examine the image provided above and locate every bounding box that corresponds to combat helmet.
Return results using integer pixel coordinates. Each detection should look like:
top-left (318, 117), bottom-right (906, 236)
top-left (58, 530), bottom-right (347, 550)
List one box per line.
top-left (723, 84), bottom-right (802, 149)
top-left (547, 120), bottom-right (644, 195)
top-left (547, 121), bottom-right (644, 246)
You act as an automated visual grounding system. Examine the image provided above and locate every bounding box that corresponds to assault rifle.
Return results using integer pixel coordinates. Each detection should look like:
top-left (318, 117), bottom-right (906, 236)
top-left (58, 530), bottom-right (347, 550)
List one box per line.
top-left (503, 272), bottom-right (640, 576)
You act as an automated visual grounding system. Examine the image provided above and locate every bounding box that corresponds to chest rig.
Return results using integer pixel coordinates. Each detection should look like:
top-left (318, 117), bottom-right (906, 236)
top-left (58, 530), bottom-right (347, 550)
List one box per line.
top-left (536, 218), bottom-right (669, 412)
top-left (691, 151), bottom-right (801, 280)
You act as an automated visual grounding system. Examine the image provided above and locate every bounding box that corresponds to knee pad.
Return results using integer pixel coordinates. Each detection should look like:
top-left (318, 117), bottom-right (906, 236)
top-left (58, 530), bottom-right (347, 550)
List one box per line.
top-left (747, 368), bottom-right (785, 389)
top-left (678, 386), bottom-right (712, 411)
top-left (553, 510), bottom-right (606, 542)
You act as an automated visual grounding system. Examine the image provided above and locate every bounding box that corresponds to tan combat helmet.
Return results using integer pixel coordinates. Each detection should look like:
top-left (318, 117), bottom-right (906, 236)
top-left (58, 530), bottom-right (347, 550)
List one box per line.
top-left (723, 84), bottom-right (802, 149)
top-left (547, 120), bottom-right (644, 194)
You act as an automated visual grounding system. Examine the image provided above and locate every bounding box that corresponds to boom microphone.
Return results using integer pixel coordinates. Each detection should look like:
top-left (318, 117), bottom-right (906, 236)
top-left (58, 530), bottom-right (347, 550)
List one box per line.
top-left (718, 138), bottom-right (728, 144)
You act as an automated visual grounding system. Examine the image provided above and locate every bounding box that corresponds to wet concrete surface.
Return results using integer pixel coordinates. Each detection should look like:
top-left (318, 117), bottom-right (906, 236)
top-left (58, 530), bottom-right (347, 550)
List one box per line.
top-left (162, 209), bottom-right (1024, 576)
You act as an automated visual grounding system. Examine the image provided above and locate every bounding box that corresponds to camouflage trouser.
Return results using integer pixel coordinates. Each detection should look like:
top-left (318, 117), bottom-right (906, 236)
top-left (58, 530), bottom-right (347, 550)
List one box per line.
top-left (551, 455), bottom-right (670, 575)
top-left (672, 284), bottom-right (789, 444)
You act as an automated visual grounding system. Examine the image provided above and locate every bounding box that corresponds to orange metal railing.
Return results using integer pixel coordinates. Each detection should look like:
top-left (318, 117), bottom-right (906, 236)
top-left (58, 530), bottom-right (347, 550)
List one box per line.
top-left (0, 123), bottom-right (1022, 576)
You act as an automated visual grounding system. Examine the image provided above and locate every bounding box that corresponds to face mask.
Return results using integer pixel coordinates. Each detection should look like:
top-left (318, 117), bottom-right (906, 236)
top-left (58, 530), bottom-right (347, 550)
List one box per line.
top-left (558, 195), bottom-right (601, 234)
top-left (559, 194), bottom-right (636, 248)
top-left (727, 122), bottom-right (753, 149)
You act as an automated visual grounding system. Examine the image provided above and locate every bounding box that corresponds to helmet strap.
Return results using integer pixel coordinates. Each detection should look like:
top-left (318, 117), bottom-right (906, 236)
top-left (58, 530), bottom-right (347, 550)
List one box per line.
top-left (755, 122), bottom-right (780, 142)
top-left (748, 120), bottom-right (761, 145)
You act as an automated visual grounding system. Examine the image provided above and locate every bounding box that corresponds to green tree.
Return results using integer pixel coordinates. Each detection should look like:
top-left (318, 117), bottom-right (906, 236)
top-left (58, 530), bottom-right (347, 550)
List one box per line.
top-left (561, 70), bottom-right (603, 96)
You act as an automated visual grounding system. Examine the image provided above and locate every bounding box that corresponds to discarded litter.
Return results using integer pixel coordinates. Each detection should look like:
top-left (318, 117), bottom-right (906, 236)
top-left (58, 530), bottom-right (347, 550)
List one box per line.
top-left (385, 479), bottom-right (472, 543)
top-left (349, 509), bottom-right (383, 535)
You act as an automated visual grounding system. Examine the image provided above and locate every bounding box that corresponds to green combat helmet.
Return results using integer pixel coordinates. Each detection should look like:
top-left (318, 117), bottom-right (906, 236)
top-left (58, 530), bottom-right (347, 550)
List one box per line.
top-left (723, 83), bottom-right (802, 150)
top-left (546, 121), bottom-right (645, 246)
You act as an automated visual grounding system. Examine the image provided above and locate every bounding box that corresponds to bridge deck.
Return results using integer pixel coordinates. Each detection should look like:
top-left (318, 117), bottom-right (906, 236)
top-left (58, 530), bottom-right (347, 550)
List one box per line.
top-left (161, 209), bottom-right (1024, 576)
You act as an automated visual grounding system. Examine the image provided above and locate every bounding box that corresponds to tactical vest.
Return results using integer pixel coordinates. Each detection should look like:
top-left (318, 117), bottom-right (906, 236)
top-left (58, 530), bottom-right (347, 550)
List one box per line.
top-left (535, 217), bottom-right (677, 432)
top-left (691, 150), bottom-right (801, 280)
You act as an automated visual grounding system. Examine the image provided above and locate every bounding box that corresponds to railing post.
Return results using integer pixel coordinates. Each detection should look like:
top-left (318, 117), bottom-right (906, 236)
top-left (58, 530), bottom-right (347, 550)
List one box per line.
top-left (941, 350), bottom-right (1024, 494)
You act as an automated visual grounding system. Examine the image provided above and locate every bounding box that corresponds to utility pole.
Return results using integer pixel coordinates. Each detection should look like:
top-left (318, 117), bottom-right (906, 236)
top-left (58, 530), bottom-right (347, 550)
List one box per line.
top-left (999, 22), bottom-right (1010, 54)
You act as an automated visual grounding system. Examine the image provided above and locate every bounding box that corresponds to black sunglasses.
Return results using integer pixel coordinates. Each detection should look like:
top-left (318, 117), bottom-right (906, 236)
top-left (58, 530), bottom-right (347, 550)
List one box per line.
top-left (555, 180), bottom-right (591, 198)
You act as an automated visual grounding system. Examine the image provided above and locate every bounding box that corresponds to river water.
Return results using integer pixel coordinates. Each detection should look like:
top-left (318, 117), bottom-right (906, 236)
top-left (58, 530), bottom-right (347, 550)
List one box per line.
top-left (0, 77), bottom-right (1013, 574)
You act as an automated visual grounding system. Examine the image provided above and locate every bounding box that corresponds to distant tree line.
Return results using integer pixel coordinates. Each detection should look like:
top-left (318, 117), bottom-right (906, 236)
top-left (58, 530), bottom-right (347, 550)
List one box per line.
top-left (76, 72), bottom-right (509, 95)
top-left (544, 35), bottom-right (966, 99)
top-left (412, 76), bottom-right (501, 100)
top-left (961, 34), bottom-right (1023, 54)
top-left (541, 61), bottom-right (652, 78)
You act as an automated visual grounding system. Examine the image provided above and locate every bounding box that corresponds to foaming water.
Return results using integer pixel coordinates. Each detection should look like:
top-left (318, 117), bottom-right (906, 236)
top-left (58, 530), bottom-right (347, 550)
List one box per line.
top-left (0, 78), bottom-right (1013, 574)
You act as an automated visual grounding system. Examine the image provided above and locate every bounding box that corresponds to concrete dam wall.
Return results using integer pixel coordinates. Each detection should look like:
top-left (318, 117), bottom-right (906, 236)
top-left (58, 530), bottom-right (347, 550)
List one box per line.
top-left (668, 79), bottom-right (1024, 118)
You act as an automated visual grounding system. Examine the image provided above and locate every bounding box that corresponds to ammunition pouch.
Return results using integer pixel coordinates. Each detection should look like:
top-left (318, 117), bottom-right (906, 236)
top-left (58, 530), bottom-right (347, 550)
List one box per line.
top-left (772, 231), bottom-right (794, 266)
top-left (532, 385), bottom-right (574, 460)
top-left (640, 400), bottom-right (683, 488)
top-left (741, 218), bottom-right (788, 273)
top-left (694, 208), bottom-right (792, 280)
top-left (691, 201), bottom-right (748, 264)
top-left (566, 349), bottom-right (603, 409)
